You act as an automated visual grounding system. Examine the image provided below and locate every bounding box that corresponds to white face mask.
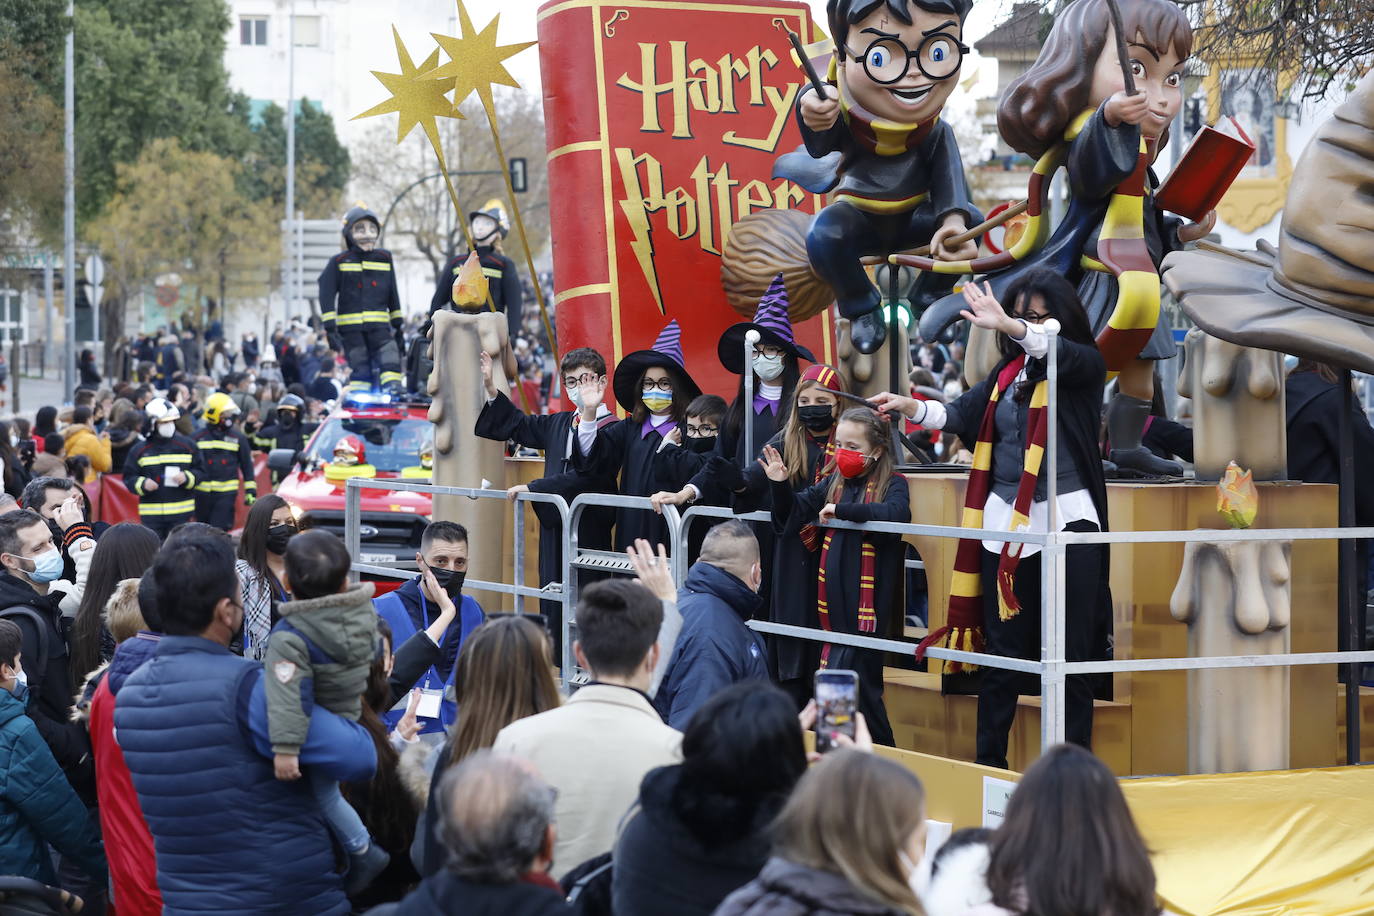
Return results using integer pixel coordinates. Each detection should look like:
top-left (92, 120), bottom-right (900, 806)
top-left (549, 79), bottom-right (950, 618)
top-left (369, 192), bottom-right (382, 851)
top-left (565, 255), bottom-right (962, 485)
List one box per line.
top-left (13, 667), bottom-right (25, 686)
top-left (156, 421), bottom-right (176, 438)
top-left (565, 386), bottom-right (583, 409)
top-left (752, 353), bottom-right (784, 382)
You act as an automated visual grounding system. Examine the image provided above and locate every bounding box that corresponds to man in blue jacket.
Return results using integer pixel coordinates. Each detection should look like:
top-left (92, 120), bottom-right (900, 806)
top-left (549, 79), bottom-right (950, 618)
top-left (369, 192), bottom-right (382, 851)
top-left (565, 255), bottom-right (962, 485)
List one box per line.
top-left (116, 534), bottom-right (377, 915)
top-left (374, 520), bottom-right (485, 736)
top-left (654, 520), bottom-right (768, 729)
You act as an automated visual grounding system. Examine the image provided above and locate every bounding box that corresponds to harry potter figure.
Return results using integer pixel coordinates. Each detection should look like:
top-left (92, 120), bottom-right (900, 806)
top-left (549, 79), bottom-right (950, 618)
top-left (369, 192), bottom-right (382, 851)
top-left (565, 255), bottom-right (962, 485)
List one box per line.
top-left (429, 202), bottom-right (524, 340)
top-left (318, 206), bottom-right (406, 395)
top-left (776, 0), bottom-right (980, 355)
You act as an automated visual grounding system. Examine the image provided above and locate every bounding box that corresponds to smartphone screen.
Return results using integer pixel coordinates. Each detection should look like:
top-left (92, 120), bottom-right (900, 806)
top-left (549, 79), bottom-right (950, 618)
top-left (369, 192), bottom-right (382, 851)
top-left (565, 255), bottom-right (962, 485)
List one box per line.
top-left (814, 669), bottom-right (859, 754)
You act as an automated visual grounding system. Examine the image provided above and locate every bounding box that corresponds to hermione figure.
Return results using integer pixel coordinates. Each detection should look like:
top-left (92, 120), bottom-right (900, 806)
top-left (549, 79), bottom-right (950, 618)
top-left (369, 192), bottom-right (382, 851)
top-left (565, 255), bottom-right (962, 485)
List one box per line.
top-left (917, 0), bottom-right (1214, 477)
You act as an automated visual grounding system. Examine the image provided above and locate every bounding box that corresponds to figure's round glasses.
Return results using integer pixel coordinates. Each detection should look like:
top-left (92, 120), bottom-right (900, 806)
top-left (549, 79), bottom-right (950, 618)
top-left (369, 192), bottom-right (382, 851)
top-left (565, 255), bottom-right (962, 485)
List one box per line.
top-left (641, 378), bottom-right (674, 392)
top-left (846, 33), bottom-right (968, 84)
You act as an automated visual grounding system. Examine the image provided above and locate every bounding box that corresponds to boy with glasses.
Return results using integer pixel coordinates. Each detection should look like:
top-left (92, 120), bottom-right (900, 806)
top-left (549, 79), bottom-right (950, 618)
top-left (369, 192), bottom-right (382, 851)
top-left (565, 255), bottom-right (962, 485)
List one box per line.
top-left (475, 347), bottom-right (619, 662)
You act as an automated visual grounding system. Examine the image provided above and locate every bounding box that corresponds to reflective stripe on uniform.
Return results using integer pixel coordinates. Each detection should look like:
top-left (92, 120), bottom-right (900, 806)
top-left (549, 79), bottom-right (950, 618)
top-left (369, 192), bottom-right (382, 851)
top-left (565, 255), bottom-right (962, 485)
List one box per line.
top-left (361, 261), bottom-right (391, 271)
top-left (139, 454), bottom-right (193, 466)
top-left (348, 380), bottom-right (370, 391)
top-left (321, 310), bottom-right (337, 323)
top-left (196, 440), bottom-right (240, 451)
top-left (195, 480), bottom-right (241, 493)
top-left (482, 267), bottom-right (503, 278)
top-left (139, 500), bottom-right (195, 516)
top-left (336, 310), bottom-right (391, 326)
top-left (339, 263), bottom-right (363, 272)
top-left (379, 371), bottom-right (403, 385)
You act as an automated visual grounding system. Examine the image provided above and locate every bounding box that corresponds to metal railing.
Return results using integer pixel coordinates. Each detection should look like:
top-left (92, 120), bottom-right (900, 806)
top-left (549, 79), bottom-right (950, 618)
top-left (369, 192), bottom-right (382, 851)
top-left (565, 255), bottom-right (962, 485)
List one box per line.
top-left (344, 326), bottom-right (1374, 760)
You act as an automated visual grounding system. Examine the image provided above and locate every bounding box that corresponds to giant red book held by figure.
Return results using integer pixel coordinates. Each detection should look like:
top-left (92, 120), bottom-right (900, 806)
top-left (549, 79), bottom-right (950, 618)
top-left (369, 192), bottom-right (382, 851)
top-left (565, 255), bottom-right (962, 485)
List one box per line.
top-left (536, 0), bottom-right (834, 409)
top-left (1154, 116), bottom-right (1256, 222)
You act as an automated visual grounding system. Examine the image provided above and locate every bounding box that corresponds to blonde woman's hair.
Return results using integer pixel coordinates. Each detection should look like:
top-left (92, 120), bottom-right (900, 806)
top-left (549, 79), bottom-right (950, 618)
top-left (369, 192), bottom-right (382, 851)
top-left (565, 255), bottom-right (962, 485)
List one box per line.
top-left (774, 749), bottom-right (927, 915)
top-left (781, 372), bottom-right (847, 485)
top-left (444, 615), bottom-right (562, 766)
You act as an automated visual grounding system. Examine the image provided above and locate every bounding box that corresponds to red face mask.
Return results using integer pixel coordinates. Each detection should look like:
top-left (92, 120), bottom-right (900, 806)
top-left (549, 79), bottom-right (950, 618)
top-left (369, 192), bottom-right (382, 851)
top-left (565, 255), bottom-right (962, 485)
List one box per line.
top-left (834, 447), bottom-right (871, 479)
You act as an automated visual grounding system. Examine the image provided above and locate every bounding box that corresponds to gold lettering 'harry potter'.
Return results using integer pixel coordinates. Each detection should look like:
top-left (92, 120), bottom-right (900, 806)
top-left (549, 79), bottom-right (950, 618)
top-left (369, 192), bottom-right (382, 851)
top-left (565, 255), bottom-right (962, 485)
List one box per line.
top-left (614, 146), bottom-right (822, 312)
top-left (615, 42), bottom-right (799, 152)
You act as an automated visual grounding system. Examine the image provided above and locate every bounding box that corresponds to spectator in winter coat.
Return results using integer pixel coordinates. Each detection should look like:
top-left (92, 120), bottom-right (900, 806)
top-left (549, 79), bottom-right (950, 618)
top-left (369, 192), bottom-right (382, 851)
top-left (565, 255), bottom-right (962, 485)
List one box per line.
top-left (79, 576), bottom-right (164, 916)
top-left (0, 511), bottom-right (94, 798)
top-left (115, 534), bottom-right (377, 916)
top-left (717, 750), bottom-right (928, 916)
top-left (613, 682), bottom-right (808, 916)
top-left (62, 406), bottom-right (112, 482)
top-left (0, 619), bottom-right (106, 887)
top-left (653, 520), bottom-right (768, 730)
top-left (493, 579), bottom-right (682, 879)
top-left (373, 750), bottom-right (573, 916)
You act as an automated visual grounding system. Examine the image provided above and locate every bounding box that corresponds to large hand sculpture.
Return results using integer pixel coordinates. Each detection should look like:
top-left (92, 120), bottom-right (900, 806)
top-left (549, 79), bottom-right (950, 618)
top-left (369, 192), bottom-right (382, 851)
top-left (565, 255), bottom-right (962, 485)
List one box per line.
top-left (1176, 328), bottom-right (1286, 481)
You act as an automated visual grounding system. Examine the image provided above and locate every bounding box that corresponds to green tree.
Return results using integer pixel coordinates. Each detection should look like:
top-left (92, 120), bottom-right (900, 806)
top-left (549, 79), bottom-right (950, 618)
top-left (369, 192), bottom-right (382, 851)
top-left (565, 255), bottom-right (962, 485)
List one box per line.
top-left (73, 0), bottom-right (252, 223)
top-left (87, 138), bottom-right (274, 368)
top-left (241, 98), bottom-right (352, 217)
top-left (0, 58), bottom-right (64, 267)
top-left (0, 0), bottom-right (67, 97)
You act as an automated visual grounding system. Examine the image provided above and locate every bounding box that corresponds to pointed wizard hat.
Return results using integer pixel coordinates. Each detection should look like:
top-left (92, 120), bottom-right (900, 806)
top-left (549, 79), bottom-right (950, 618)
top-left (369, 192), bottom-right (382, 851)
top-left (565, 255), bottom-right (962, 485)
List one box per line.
top-left (717, 273), bottom-right (817, 374)
top-left (1163, 71), bottom-right (1374, 374)
top-left (613, 319), bottom-right (702, 410)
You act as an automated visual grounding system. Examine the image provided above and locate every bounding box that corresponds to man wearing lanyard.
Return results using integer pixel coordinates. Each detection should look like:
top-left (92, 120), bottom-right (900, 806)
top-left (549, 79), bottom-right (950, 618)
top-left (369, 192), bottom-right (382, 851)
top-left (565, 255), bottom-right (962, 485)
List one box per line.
top-left (373, 521), bottom-right (484, 737)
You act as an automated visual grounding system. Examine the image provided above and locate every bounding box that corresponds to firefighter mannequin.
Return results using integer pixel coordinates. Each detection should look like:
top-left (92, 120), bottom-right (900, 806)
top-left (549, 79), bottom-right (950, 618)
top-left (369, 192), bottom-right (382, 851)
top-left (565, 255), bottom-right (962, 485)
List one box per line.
top-left (319, 206), bottom-right (406, 394)
top-left (324, 435), bottom-right (377, 484)
top-left (194, 392), bottom-right (257, 531)
top-left (123, 398), bottom-right (206, 541)
top-left (428, 202), bottom-right (523, 339)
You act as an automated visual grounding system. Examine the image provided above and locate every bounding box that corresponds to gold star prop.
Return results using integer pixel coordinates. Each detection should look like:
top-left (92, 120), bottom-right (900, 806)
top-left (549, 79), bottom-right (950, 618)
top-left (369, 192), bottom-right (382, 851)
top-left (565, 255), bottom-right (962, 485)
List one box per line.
top-left (425, 1), bottom-right (535, 112)
top-left (425, 0), bottom-right (557, 358)
top-left (353, 26), bottom-right (463, 148)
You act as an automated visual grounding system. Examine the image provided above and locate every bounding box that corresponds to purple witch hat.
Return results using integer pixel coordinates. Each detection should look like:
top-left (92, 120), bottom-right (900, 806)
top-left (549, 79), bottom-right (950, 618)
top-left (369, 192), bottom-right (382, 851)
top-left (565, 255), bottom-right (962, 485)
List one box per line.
top-left (613, 319), bottom-right (702, 411)
top-left (718, 273), bottom-right (816, 374)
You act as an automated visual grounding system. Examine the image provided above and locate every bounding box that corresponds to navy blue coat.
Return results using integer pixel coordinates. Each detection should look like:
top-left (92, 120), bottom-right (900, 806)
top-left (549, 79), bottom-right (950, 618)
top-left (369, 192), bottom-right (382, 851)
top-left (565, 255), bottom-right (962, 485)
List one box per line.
top-left (654, 562), bottom-right (767, 730)
top-left (0, 686), bottom-right (105, 884)
top-left (116, 636), bottom-right (376, 916)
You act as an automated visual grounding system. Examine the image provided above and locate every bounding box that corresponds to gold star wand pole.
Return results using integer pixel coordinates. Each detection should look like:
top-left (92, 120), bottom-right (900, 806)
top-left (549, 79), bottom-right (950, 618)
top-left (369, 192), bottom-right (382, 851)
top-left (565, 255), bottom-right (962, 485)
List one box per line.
top-left (353, 26), bottom-right (537, 411)
top-left (352, 27), bottom-right (495, 314)
top-left (427, 0), bottom-right (558, 361)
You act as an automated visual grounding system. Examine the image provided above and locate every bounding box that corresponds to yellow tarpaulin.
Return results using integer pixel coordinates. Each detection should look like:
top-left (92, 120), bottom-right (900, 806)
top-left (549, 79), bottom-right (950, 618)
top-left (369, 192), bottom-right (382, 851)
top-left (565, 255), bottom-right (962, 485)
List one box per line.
top-left (1124, 766), bottom-right (1374, 915)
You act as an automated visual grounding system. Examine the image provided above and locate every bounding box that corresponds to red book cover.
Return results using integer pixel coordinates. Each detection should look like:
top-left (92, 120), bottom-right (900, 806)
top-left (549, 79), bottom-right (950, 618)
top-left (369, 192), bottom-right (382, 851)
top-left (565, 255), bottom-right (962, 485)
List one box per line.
top-left (536, 0), bottom-right (833, 410)
top-left (1155, 116), bottom-right (1256, 222)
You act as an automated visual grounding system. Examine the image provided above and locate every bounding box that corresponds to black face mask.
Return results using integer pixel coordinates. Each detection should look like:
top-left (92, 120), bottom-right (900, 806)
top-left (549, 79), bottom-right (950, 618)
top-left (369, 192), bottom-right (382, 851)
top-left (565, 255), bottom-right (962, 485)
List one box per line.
top-left (278, 413), bottom-right (297, 429)
top-left (430, 567), bottom-right (466, 598)
top-left (798, 404), bottom-right (836, 433)
top-left (685, 435), bottom-right (717, 454)
top-left (265, 524), bottom-right (296, 555)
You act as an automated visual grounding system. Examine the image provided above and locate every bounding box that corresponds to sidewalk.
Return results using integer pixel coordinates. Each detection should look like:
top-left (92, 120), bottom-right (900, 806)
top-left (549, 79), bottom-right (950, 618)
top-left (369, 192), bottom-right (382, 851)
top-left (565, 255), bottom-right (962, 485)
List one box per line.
top-left (3, 370), bottom-right (78, 420)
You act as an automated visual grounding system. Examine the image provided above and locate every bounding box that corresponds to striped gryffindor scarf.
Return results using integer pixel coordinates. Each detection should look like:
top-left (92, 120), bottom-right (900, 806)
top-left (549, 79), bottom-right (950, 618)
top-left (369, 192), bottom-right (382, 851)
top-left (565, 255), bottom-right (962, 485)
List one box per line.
top-left (799, 433), bottom-right (838, 552)
top-left (916, 356), bottom-right (1049, 674)
top-left (814, 476), bottom-right (884, 668)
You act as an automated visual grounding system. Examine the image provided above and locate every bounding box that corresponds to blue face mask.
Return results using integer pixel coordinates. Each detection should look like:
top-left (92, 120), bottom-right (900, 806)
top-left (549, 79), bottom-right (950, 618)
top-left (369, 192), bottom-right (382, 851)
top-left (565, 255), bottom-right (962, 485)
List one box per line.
top-left (23, 549), bottom-right (64, 584)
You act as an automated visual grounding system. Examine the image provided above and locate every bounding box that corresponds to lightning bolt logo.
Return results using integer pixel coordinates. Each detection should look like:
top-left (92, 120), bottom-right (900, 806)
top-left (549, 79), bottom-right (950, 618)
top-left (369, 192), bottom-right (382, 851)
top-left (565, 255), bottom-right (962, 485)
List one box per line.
top-left (615, 148), bottom-right (666, 315)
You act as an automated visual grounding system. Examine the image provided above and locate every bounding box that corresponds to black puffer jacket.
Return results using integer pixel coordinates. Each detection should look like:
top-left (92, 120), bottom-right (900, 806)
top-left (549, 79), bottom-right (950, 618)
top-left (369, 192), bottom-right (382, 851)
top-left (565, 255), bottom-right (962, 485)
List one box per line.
top-left (612, 765), bottom-right (776, 916)
top-left (714, 857), bottom-right (906, 916)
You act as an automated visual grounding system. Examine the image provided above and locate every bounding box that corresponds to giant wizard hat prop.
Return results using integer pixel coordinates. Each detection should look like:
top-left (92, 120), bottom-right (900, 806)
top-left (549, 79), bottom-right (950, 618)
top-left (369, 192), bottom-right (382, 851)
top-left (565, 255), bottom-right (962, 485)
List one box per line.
top-left (717, 274), bottom-right (817, 374)
top-left (613, 319), bottom-right (702, 411)
top-left (1164, 71), bottom-right (1374, 374)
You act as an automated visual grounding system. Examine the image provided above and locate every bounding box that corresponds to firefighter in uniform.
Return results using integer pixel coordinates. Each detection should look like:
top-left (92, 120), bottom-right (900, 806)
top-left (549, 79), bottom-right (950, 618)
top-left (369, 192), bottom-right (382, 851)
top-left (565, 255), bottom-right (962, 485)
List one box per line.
top-left (194, 392), bottom-right (256, 531)
top-left (319, 205), bottom-right (405, 395)
top-left (123, 397), bottom-right (206, 540)
top-left (250, 394), bottom-right (308, 455)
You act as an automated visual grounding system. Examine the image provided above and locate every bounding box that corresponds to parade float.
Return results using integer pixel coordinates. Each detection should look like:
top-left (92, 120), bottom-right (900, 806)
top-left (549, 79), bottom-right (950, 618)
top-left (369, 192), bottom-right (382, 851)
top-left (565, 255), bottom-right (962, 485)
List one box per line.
top-left (350, 1), bottom-right (1374, 910)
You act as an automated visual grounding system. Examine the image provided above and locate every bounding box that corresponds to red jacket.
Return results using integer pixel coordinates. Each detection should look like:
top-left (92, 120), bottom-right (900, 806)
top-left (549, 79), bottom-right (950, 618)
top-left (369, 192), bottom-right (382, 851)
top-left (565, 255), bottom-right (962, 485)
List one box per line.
top-left (89, 675), bottom-right (162, 915)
